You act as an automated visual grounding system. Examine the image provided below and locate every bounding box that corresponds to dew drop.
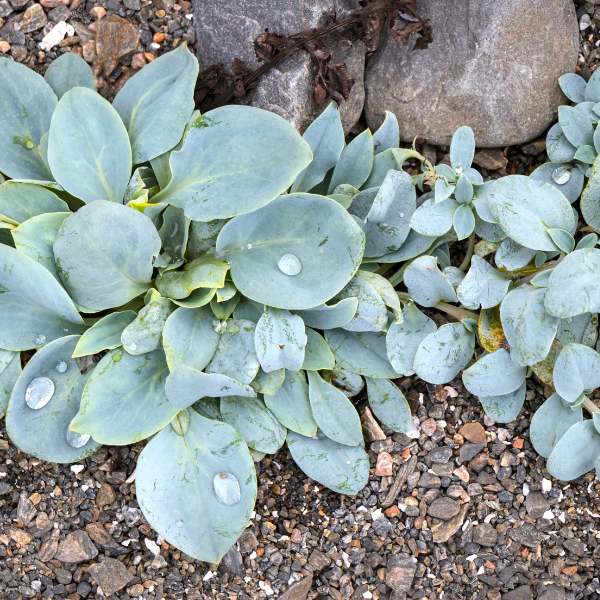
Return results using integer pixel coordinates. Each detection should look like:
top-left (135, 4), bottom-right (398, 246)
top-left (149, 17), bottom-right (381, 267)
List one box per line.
top-left (56, 361), bottom-right (68, 373)
top-left (66, 429), bottom-right (90, 448)
top-left (399, 213), bottom-right (404, 218)
top-left (213, 472), bottom-right (241, 506)
top-left (278, 254), bottom-right (302, 276)
top-left (129, 342), bottom-right (137, 353)
top-left (455, 166), bottom-right (463, 174)
top-left (25, 377), bottom-right (54, 410)
top-left (552, 167), bottom-right (571, 185)
top-left (177, 520), bottom-right (184, 528)
top-left (35, 334), bottom-right (47, 346)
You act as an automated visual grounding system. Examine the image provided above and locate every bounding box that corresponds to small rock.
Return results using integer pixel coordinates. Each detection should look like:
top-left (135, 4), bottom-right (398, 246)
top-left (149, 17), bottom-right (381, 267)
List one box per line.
top-left (8, 527), bottom-right (32, 546)
top-left (361, 407), bottom-right (386, 442)
top-left (40, 0), bottom-right (68, 6)
top-left (38, 529), bottom-right (60, 562)
top-left (0, 41), bottom-right (10, 52)
top-left (521, 139), bottom-right (546, 156)
top-left (458, 422), bottom-right (487, 444)
top-left (371, 516), bottom-right (393, 538)
top-left (563, 538), bottom-right (587, 556)
top-left (507, 524), bottom-right (545, 548)
top-left (538, 585), bottom-right (566, 600)
top-left (123, 0), bottom-right (140, 8)
top-left (472, 523), bottom-right (498, 547)
top-left (419, 472), bottom-right (441, 489)
top-left (421, 418), bottom-right (436, 436)
top-left (151, 554), bottom-right (168, 569)
top-left (431, 504), bottom-right (469, 543)
top-left (308, 549), bottom-right (330, 570)
top-left (427, 497), bottom-right (460, 520)
top-left (525, 491), bottom-right (550, 519)
top-left (221, 546), bottom-right (243, 576)
top-left (279, 575), bottom-right (313, 600)
top-left (473, 149), bottom-right (508, 171)
top-left (375, 451), bottom-right (393, 476)
top-left (95, 15), bottom-right (140, 77)
top-left (85, 522), bottom-right (112, 545)
top-left (131, 52), bottom-right (147, 69)
top-left (95, 482), bottom-right (116, 507)
top-left (238, 530), bottom-right (258, 553)
top-left (127, 584), bottom-right (145, 596)
top-left (427, 447), bottom-right (453, 463)
top-left (55, 530), bottom-right (98, 563)
top-left (39, 20), bottom-right (74, 51)
top-left (47, 5), bottom-right (70, 21)
top-left (90, 6), bottom-right (105, 18)
top-left (54, 567), bottom-right (72, 584)
top-left (459, 442), bottom-right (485, 464)
top-left (17, 493), bottom-right (36, 526)
top-left (19, 4), bottom-right (47, 32)
top-left (453, 465), bottom-right (470, 482)
top-left (385, 554), bottom-right (417, 592)
top-left (88, 557), bottom-right (133, 595)
top-left (0, 0), bottom-right (12, 17)
top-left (502, 586), bottom-right (532, 600)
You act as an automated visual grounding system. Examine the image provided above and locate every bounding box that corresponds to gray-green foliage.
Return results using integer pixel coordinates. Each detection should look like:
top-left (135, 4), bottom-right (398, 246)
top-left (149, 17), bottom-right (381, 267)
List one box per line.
top-left (4, 54), bottom-right (600, 567)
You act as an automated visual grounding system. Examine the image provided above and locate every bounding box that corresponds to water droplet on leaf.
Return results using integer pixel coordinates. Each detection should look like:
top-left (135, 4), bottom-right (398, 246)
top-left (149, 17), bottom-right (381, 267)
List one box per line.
top-left (213, 472), bottom-right (241, 506)
top-left (455, 166), bottom-right (463, 174)
top-left (56, 361), bottom-right (67, 373)
top-left (66, 429), bottom-right (90, 448)
top-left (278, 254), bottom-right (302, 276)
top-left (35, 334), bottom-right (46, 346)
top-left (552, 167), bottom-right (571, 185)
top-left (129, 342), bottom-right (137, 353)
top-left (25, 377), bottom-right (54, 410)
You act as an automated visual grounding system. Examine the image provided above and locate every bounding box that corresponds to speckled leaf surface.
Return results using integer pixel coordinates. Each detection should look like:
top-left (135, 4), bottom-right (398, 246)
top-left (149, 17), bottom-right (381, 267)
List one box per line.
top-left (121, 297), bottom-right (173, 356)
top-left (286, 430), bottom-right (369, 495)
top-left (0, 244), bottom-right (84, 351)
top-left (500, 285), bottom-right (560, 367)
top-left (494, 238), bottom-right (536, 271)
top-left (581, 153), bottom-right (600, 232)
top-left (44, 53), bottom-right (96, 99)
top-left (546, 123), bottom-right (576, 164)
top-left (487, 176), bottom-right (574, 251)
top-left (478, 381), bottom-right (526, 424)
top-left (165, 365), bottom-right (255, 409)
top-left (220, 396), bottom-right (286, 454)
top-left (162, 306), bottom-right (219, 372)
top-left (255, 308), bottom-right (307, 373)
top-left (53, 201), bottom-right (161, 312)
top-left (404, 256), bottom-right (457, 308)
top-left (331, 276), bottom-right (387, 332)
top-left (12, 212), bottom-right (70, 282)
top-left (413, 323), bottom-right (475, 385)
top-left (557, 313), bottom-right (598, 348)
top-left (386, 302), bottom-right (436, 376)
top-left (307, 370), bottom-right (362, 447)
top-left (0, 351), bottom-right (20, 418)
top-left (151, 106), bottom-right (311, 221)
top-left (48, 88), bottom-right (131, 203)
top-left (216, 194), bottom-right (364, 310)
top-left (292, 298), bottom-right (358, 330)
top-left (409, 198), bottom-right (457, 237)
top-left (302, 328), bottom-right (334, 371)
top-left (553, 343), bottom-right (600, 404)
top-left (291, 102), bottom-right (344, 193)
top-left (530, 163), bottom-right (584, 204)
top-left (450, 126), bottom-right (475, 170)
top-left (136, 409), bottom-right (257, 563)
top-left (456, 256), bottom-right (510, 310)
top-left (0, 57), bottom-right (56, 180)
top-left (365, 377), bottom-right (412, 433)
top-left (558, 105), bottom-right (594, 148)
top-left (70, 348), bottom-right (177, 445)
top-left (113, 44), bottom-right (198, 164)
top-left (544, 248), bottom-right (600, 318)
top-left (530, 393), bottom-right (583, 458)
top-left (559, 73), bottom-right (587, 103)
top-left (325, 329), bottom-right (400, 379)
top-left (547, 420), bottom-right (600, 481)
top-left (372, 111), bottom-right (399, 155)
top-left (251, 368), bottom-right (285, 396)
top-left (327, 129), bottom-right (373, 193)
top-left (463, 349), bottom-right (526, 397)
top-left (6, 336), bottom-right (100, 462)
top-left (0, 183), bottom-right (67, 223)
top-left (73, 311), bottom-right (137, 357)
top-left (264, 370), bottom-right (317, 437)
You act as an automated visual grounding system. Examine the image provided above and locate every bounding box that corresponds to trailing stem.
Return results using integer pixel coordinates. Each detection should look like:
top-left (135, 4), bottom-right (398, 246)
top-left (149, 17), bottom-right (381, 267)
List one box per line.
top-left (459, 232), bottom-right (475, 272)
top-left (583, 397), bottom-right (600, 415)
top-left (396, 291), bottom-right (479, 322)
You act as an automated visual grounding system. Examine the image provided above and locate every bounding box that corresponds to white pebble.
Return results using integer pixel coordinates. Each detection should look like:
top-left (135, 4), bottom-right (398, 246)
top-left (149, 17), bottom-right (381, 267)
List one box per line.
top-left (542, 478), bottom-right (552, 493)
top-left (371, 508), bottom-right (382, 520)
top-left (39, 21), bottom-right (74, 51)
top-left (150, 42), bottom-right (161, 49)
top-left (203, 571), bottom-right (214, 582)
top-left (362, 592), bottom-right (373, 599)
top-left (70, 464), bottom-right (84, 474)
top-left (581, 13), bottom-right (592, 30)
top-left (144, 538), bottom-right (160, 556)
top-left (522, 482), bottom-right (530, 496)
top-left (542, 510), bottom-right (555, 520)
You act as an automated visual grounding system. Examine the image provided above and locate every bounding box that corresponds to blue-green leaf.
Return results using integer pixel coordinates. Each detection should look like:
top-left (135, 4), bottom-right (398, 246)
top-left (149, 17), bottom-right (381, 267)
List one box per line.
top-left (72, 311), bottom-right (137, 357)
top-left (478, 381), bottom-right (526, 424)
top-left (372, 111), bottom-right (399, 155)
top-left (558, 105), bottom-right (594, 147)
top-left (495, 238), bottom-right (536, 271)
top-left (452, 204), bottom-right (475, 240)
top-left (293, 298), bottom-right (358, 330)
top-left (530, 163), bottom-right (584, 204)
top-left (44, 53), bottom-right (95, 99)
top-left (327, 129), bottom-right (374, 193)
top-left (291, 102), bottom-right (344, 193)
top-left (0, 57), bottom-right (57, 180)
top-left (0, 351), bottom-right (20, 419)
top-left (530, 392), bottom-right (583, 458)
top-left (450, 126), bottom-right (475, 170)
top-left (151, 106), bottom-right (311, 221)
top-left (410, 197), bottom-right (457, 236)
top-left (365, 377), bottom-right (412, 433)
top-left (463, 349), bottom-right (526, 397)
top-left (331, 276), bottom-right (387, 332)
top-left (454, 174), bottom-right (473, 204)
top-left (113, 44), bottom-right (198, 164)
top-left (404, 255), bottom-right (457, 307)
top-left (546, 420), bottom-right (600, 480)
top-left (456, 256), bottom-right (511, 310)
top-left (48, 88), bottom-right (131, 204)
top-left (136, 409), bottom-right (257, 562)
top-left (434, 178), bottom-right (455, 204)
top-left (557, 313), bottom-right (598, 348)
top-left (302, 328), bottom-right (335, 371)
top-left (553, 343), bottom-right (600, 404)
top-left (121, 297), bottom-right (173, 356)
top-left (546, 123), bottom-right (576, 163)
top-left (559, 73), bottom-right (587, 103)
top-left (0, 182), bottom-right (68, 223)
top-left (53, 201), bottom-right (161, 312)
top-left (287, 429), bottom-right (369, 494)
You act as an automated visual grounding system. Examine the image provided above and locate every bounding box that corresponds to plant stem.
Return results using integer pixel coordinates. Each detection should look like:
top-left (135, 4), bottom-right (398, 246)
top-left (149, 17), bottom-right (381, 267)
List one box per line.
top-left (396, 292), bottom-right (479, 322)
top-left (513, 257), bottom-right (562, 287)
top-left (459, 233), bottom-right (476, 272)
top-left (583, 397), bottom-right (600, 415)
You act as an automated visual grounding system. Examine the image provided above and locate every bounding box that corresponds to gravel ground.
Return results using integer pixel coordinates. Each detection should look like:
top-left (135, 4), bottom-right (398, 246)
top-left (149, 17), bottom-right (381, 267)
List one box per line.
top-left (2, 1), bottom-right (600, 600)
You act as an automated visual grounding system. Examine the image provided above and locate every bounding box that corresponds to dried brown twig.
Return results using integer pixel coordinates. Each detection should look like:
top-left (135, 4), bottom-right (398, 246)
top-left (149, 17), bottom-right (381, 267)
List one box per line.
top-left (194, 0), bottom-right (432, 113)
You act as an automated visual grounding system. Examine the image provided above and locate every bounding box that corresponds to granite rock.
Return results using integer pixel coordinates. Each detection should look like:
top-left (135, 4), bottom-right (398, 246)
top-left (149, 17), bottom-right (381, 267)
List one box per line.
top-left (193, 0), bottom-right (365, 133)
top-left (364, 0), bottom-right (578, 147)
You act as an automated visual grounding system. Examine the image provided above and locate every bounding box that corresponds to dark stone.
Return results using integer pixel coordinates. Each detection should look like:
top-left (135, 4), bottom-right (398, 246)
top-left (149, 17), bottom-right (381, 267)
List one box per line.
top-left (192, 0), bottom-right (365, 133)
top-left (221, 546), bottom-right (244, 576)
top-left (538, 585), bottom-right (566, 600)
top-left (427, 447), bottom-right (453, 463)
top-left (386, 555), bottom-right (417, 592)
top-left (308, 549), bottom-right (330, 570)
top-left (55, 530), bottom-right (98, 563)
top-left (427, 497), bottom-right (460, 520)
top-left (279, 575), bottom-right (313, 600)
top-left (371, 516), bottom-right (393, 538)
top-left (19, 4), bottom-right (47, 32)
top-left (502, 586), bottom-right (532, 600)
top-left (364, 0), bottom-right (578, 147)
top-left (472, 523), bottom-right (498, 547)
top-left (525, 491), bottom-right (550, 519)
top-left (507, 524), bottom-right (545, 548)
top-left (458, 443), bottom-right (485, 464)
top-left (88, 557), bottom-right (133, 595)
top-left (47, 6), bottom-right (70, 21)
top-left (17, 493), bottom-right (36, 526)
top-left (419, 472), bottom-right (441, 489)
top-left (238, 530), bottom-right (258, 554)
top-left (563, 538), bottom-right (587, 556)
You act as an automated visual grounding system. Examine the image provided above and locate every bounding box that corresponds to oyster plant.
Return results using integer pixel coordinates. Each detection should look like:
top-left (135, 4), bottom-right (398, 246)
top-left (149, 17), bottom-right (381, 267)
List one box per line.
top-left (2, 46), bottom-right (600, 563)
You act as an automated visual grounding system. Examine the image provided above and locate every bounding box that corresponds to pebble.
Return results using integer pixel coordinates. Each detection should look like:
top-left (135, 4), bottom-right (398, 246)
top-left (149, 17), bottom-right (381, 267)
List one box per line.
top-left (88, 557), bottom-right (133, 595)
top-left (458, 421), bottom-right (487, 444)
top-left (375, 451), bottom-right (393, 476)
top-left (427, 497), bottom-right (461, 520)
top-left (19, 3), bottom-right (47, 32)
top-left (54, 530), bottom-right (98, 563)
top-left (385, 554), bottom-right (417, 592)
top-left (472, 522), bottom-right (499, 547)
top-left (525, 491), bottom-right (551, 519)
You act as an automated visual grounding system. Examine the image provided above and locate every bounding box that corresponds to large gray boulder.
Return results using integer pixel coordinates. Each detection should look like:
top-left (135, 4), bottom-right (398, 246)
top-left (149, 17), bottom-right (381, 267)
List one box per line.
top-left (193, 0), bottom-right (365, 133)
top-left (364, 0), bottom-right (579, 147)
